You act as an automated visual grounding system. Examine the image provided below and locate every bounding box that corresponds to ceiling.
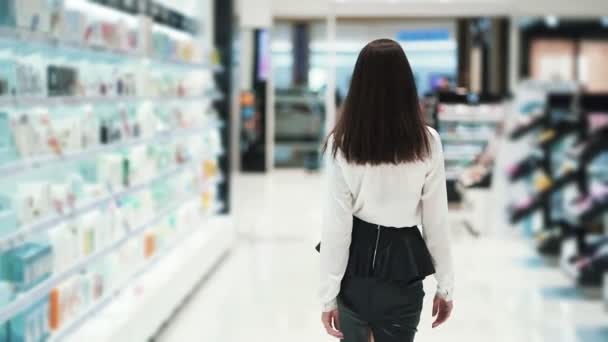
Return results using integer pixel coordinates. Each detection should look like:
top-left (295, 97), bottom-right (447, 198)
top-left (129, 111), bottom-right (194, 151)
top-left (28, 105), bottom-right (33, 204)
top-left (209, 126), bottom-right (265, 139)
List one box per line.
top-left (269, 0), bottom-right (608, 18)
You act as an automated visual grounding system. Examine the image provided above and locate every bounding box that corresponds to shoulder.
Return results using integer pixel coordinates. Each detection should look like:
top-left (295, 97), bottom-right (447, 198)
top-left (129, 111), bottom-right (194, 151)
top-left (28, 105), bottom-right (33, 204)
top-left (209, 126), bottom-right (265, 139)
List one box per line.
top-left (425, 126), bottom-right (440, 141)
top-left (425, 126), bottom-right (442, 147)
top-left (425, 126), bottom-right (444, 163)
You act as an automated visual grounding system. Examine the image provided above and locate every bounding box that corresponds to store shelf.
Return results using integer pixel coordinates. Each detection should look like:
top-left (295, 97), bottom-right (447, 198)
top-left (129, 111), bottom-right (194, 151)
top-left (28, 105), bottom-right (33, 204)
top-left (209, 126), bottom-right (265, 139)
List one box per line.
top-left (509, 115), bottom-right (546, 140)
top-left (63, 211), bottom-right (234, 342)
top-left (0, 159), bottom-right (219, 253)
top-left (0, 120), bottom-right (222, 179)
top-left (48, 202), bottom-right (224, 342)
top-left (441, 134), bottom-right (491, 142)
top-left (0, 27), bottom-right (222, 72)
top-left (444, 151), bottom-right (479, 161)
top-left (509, 171), bottom-right (579, 223)
top-left (0, 176), bottom-right (221, 325)
top-left (0, 91), bottom-right (224, 108)
top-left (438, 114), bottom-right (503, 123)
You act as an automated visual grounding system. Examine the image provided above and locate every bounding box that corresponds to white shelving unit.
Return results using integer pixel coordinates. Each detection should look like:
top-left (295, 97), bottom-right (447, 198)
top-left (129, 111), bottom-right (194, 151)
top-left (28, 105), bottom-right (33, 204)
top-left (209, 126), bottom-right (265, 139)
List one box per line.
top-left (0, 0), bottom-right (232, 340)
top-left (0, 121), bottom-right (222, 178)
top-left (0, 27), bottom-right (223, 73)
top-left (0, 92), bottom-right (223, 108)
top-left (63, 213), bottom-right (234, 342)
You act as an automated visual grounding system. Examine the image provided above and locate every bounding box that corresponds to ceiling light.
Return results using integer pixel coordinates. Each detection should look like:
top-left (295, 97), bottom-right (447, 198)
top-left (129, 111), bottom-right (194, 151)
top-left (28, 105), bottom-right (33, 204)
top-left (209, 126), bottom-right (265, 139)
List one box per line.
top-left (545, 16), bottom-right (559, 28)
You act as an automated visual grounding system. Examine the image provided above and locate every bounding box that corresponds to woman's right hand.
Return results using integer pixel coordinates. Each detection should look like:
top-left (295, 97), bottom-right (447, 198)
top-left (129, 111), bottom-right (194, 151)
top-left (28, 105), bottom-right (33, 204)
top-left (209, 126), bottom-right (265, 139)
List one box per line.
top-left (322, 309), bottom-right (344, 339)
top-left (432, 295), bottom-right (453, 328)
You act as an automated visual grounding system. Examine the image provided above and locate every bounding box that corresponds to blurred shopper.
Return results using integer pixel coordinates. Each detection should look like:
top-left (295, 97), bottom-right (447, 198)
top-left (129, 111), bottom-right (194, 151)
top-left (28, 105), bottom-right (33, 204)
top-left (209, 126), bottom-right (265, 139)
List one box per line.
top-left (319, 39), bottom-right (454, 342)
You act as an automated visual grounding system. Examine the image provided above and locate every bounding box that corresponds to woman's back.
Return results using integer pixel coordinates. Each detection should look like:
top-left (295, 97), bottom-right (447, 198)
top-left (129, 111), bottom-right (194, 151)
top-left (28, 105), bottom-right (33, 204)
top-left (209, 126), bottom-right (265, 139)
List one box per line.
top-left (327, 127), bottom-right (443, 229)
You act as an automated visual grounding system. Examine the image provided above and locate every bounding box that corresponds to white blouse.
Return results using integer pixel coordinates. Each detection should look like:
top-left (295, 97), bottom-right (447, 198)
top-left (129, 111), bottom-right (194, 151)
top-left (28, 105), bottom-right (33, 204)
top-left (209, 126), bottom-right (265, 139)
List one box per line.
top-left (319, 127), bottom-right (454, 312)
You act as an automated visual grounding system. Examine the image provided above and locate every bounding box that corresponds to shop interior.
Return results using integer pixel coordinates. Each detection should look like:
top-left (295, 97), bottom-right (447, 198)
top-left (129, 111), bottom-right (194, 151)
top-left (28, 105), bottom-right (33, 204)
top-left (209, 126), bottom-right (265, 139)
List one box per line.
top-left (0, 0), bottom-right (608, 341)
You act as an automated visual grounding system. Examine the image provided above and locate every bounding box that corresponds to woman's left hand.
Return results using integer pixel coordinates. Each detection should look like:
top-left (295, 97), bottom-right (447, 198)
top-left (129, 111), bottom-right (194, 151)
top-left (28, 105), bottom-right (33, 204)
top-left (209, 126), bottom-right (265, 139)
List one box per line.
top-left (432, 296), bottom-right (453, 328)
top-left (322, 309), bottom-right (344, 339)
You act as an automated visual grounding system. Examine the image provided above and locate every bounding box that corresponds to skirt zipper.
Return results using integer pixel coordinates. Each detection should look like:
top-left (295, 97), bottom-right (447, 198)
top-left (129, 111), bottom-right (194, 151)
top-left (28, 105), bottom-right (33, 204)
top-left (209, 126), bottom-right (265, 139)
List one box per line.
top-left (372, 225), bottom-right (381, 271)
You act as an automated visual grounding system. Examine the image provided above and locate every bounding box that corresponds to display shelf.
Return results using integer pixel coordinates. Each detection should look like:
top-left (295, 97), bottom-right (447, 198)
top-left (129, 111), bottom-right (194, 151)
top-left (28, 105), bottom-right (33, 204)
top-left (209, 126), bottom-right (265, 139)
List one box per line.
top-left (437, 114), bottom-right (503, 123)
top-left (444, 151), bottom-right (480, 161)
top-left (0, 176), bottom-right (220, 325)
top-left (48, 201), bottom-right (224, 342)
top-left (63, 212), bottom-right (234, 342)
top-left (0, 91), bottom-right (224, 108)
top-left (0, 27), bottom-right (222, 73)
top-left (440, 134), bottom-right (491, 142)
top-left (509, 115), bottom-right (546, 140)
top-left (0, 120), bottom-right (222, 179)
top-left (509, 171), bottom-right (579, 223)
top-left (0, 157), bottom-right (217, 253)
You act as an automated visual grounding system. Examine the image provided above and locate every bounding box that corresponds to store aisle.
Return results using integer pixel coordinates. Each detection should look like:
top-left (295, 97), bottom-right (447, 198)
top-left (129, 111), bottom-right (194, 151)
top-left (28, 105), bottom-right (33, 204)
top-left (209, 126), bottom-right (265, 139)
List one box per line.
top-left (157, 170), bottom-right (608, 342)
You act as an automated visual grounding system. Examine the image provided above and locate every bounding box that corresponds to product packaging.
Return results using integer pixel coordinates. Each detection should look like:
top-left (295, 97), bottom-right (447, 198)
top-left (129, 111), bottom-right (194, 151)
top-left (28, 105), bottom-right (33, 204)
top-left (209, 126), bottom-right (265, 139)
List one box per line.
top-left (81, 106), bottom-right (100, 150)
top-left (17, 182), bottom-right (52, 224)
top-left (0, 111), bottom-right (18, 165)
top-left (143, 232), bottom-right (155, 258)
top-left (8, 295), bottom-right (50, 342)
top-left (97, 154), bottom-right (126, 190)
top-left (1, 242), bottom-right (52, 291)
top-left (47, 65), bottom-right (78, 97)
top-left (0, 59), bottom-right (19, 97)
top-left (0, 195), bottom-right (17, 237)
top-left (0, 0), bottom-right (17, 27)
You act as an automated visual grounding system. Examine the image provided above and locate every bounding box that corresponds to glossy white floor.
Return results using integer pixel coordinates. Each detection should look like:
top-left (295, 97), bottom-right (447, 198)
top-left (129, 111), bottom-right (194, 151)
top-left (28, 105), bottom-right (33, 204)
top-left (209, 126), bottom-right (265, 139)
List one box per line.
top-left (157, 170), bottom-right (608, 342)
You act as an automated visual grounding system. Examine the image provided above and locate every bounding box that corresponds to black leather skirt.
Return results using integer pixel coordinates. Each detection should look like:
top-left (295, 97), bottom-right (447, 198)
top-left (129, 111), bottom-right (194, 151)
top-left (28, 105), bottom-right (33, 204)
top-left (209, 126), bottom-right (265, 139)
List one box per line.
top-left (343, 216), bottom-right (436, 285)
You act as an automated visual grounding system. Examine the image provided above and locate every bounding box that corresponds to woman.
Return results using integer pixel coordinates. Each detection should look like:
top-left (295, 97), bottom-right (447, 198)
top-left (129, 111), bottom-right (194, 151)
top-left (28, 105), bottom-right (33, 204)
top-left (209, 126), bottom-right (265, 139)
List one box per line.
top-left (319, 39), bottom-right (454, 342)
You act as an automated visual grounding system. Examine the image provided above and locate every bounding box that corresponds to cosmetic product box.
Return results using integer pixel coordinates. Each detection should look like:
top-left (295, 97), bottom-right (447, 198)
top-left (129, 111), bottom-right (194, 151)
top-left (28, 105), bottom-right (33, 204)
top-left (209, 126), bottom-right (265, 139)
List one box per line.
top-left (15, 0), bottom-right (53, 33)
top-left (97, 154), bottom-right (128, 190)
top-left (49, 223), bottom-right (79, 274)
top-left (9, 111), bottom-right (38, 159)
top-left (0, 111), bottom-right (18, 166)
top-left (0, 0), bottom-right (17, 27)
top-left (17, 182), bottom-right (52, 224)
top-left (53, 117), bottom-right (82, 155)
top-left (61, 9), bottom-right (86, 45)
top-left (8, 295), bottom-right (50, 342)
top-left (47, 65), bottom-right (78, 97)
top-left (0, 242), bottom-right (52, 292)
top-left (0, 59), bottom-right (19, 97)
top-left (0, 282), bottom-right (14, 340)
top-left (49, 275), bottom-right (86, 331)
top-left (0, 194), bottom-right (18, 238)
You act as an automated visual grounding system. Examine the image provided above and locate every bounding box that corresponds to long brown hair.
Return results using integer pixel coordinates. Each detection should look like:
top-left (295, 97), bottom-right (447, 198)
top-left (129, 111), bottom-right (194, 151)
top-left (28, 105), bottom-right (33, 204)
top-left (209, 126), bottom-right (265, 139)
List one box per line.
top-left (324, 39), bottom-right (431, 165)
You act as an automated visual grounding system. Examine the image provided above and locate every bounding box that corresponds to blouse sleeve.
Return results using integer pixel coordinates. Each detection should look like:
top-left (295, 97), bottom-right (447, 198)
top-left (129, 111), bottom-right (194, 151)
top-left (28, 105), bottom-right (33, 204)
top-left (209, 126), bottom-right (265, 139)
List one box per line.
top-left (421, 129), bottom-right (455, 301)
top-left (319, 142), bottom-right (354, 312)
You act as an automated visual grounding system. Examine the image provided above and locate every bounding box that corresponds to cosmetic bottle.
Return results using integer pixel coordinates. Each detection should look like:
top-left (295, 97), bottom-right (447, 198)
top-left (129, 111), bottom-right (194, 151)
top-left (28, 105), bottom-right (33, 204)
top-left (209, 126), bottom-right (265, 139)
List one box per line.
top-left (79, 211), bottom-right (100, 257)
top-left (97, 154), bottom-right (124, 190)
top-left (18, 182), bottom-right (52, 224)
